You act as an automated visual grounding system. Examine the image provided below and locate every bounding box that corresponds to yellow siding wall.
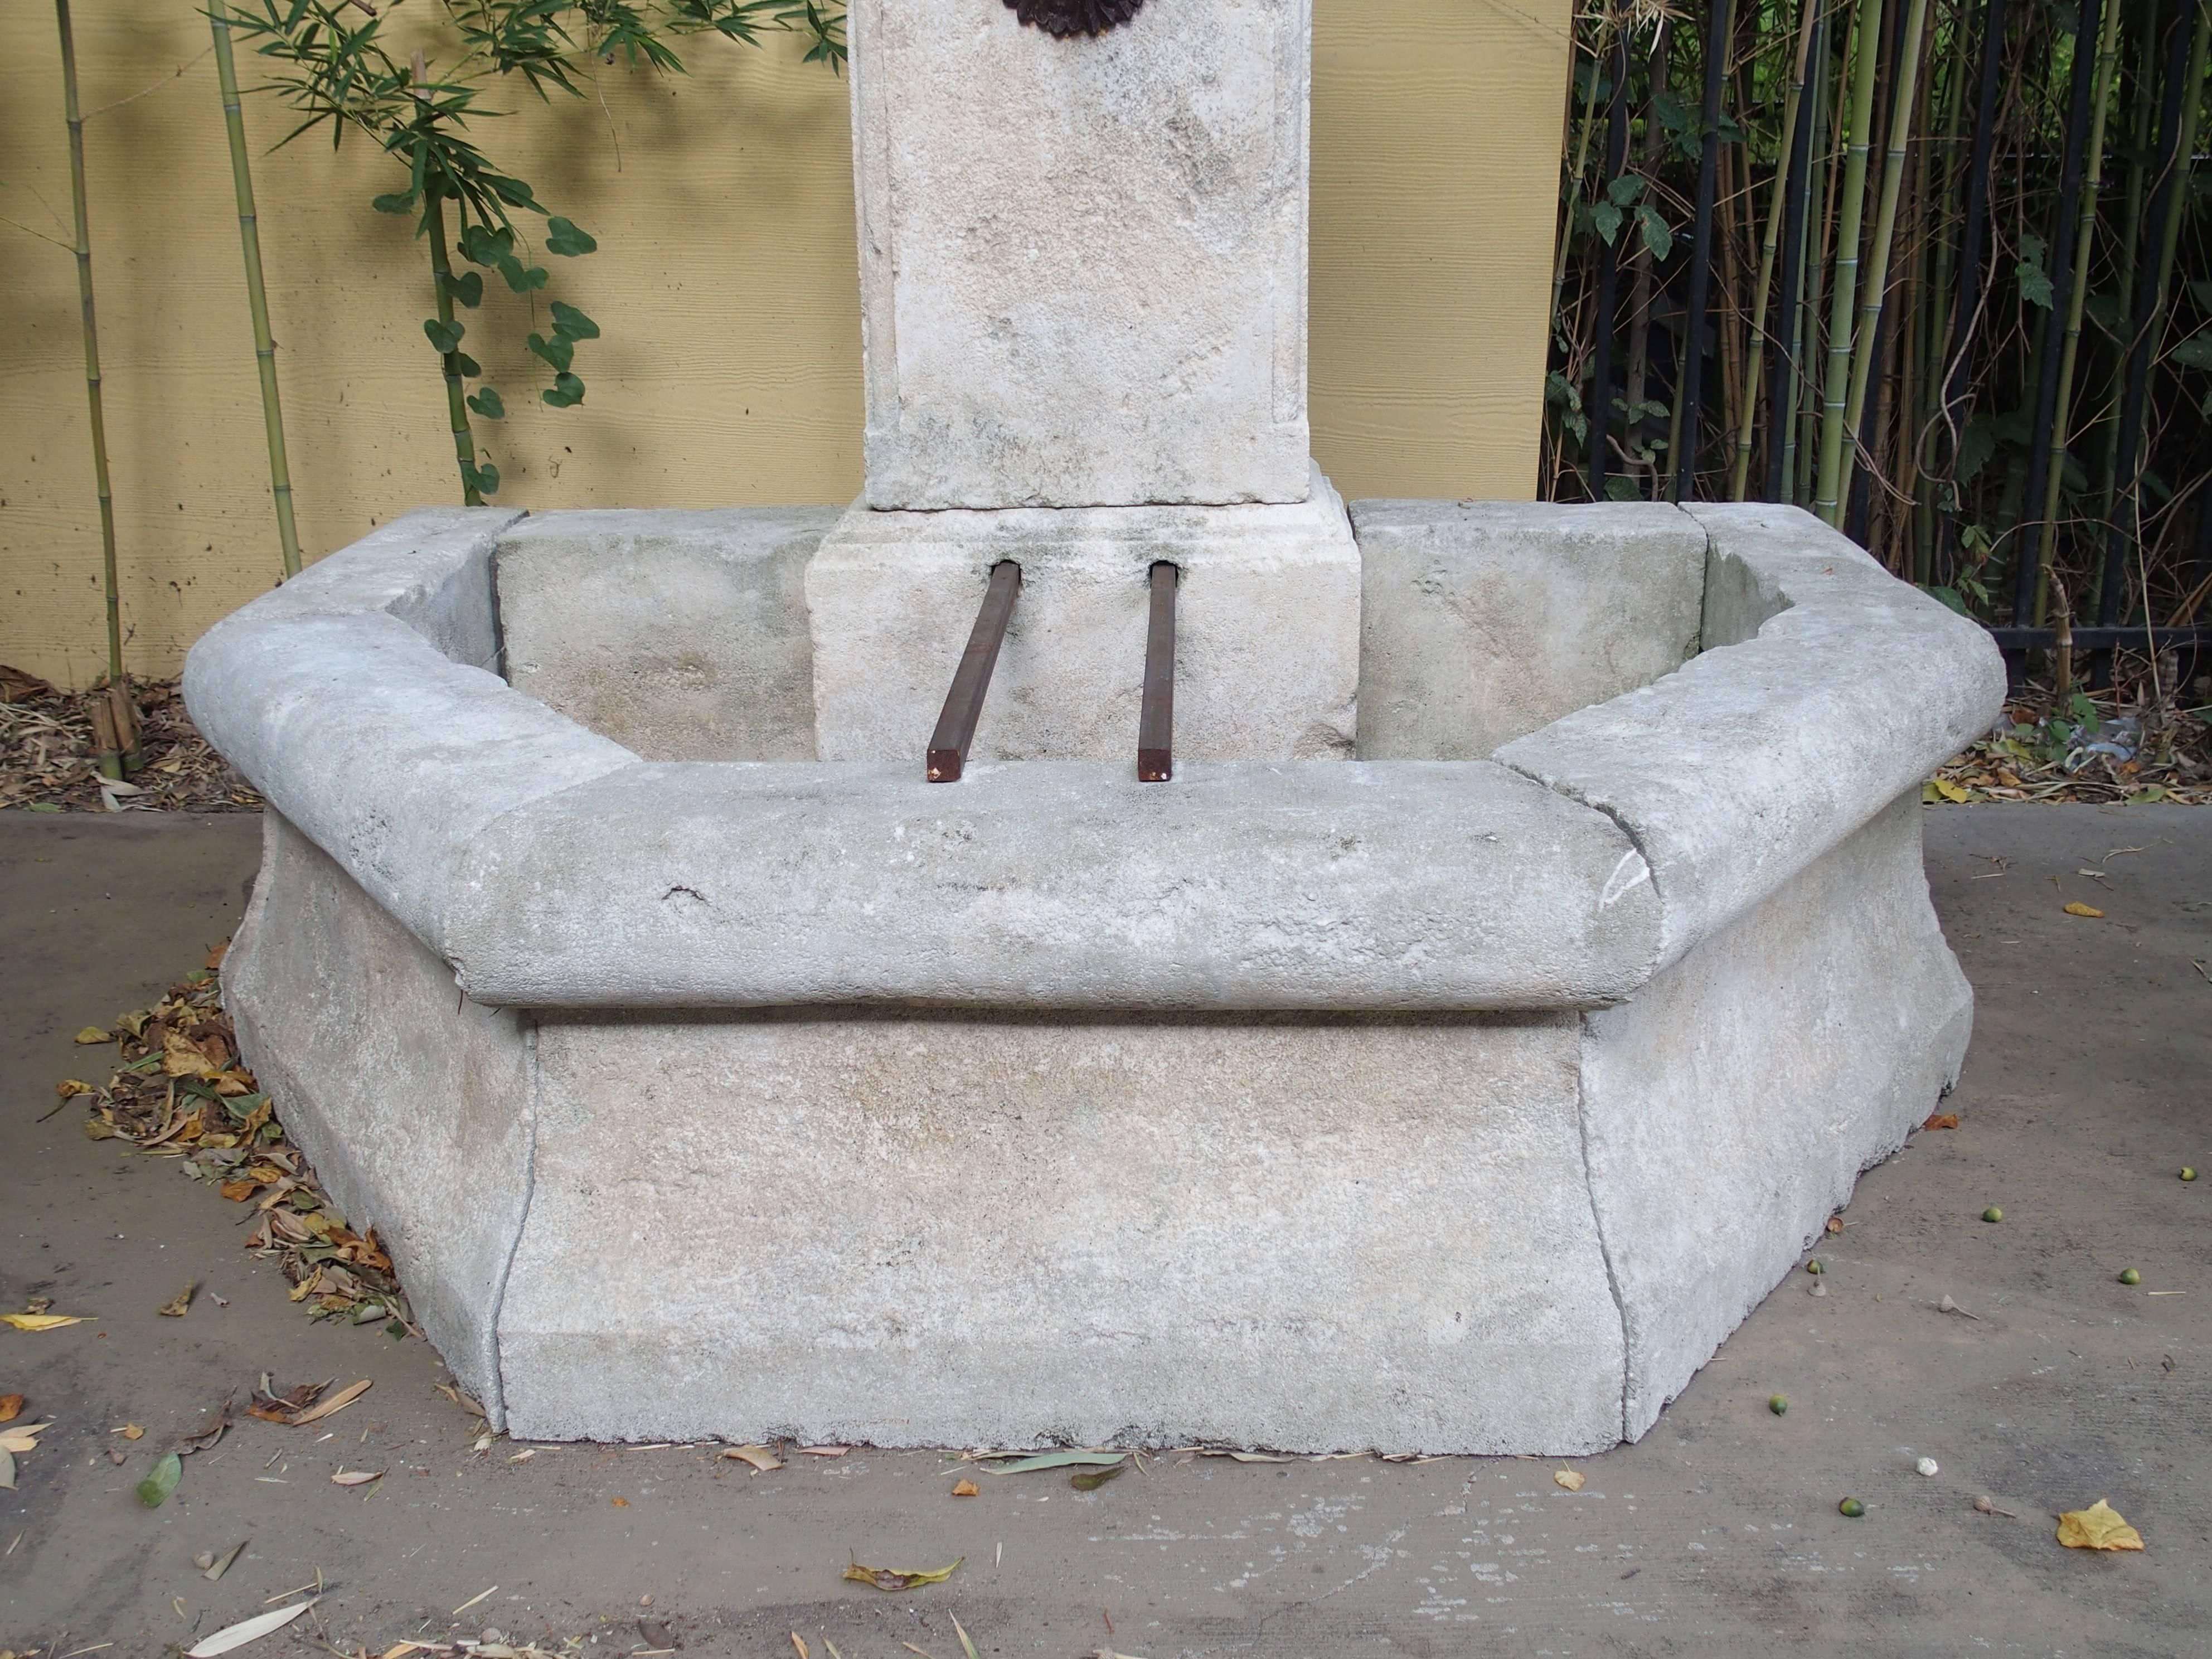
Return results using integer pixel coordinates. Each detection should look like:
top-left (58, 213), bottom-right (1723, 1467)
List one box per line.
top-left (1, 1), bottom-right (1569, 687)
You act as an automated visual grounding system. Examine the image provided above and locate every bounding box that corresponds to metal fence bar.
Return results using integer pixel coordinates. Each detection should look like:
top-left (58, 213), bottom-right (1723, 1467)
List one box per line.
top-left (1139, 562), bottom-right (1178, 782)
top-left (926, 560), bottom-right (1021, 783)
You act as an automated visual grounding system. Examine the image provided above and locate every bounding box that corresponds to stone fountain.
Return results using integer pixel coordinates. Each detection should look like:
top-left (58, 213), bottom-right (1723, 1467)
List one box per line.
top-left (185, 0), bottom-right (2004, 1453)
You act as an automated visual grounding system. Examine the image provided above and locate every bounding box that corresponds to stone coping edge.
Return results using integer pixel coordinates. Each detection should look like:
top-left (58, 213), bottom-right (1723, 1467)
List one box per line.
top-left (183, 500), bottom-right (2004, 1010)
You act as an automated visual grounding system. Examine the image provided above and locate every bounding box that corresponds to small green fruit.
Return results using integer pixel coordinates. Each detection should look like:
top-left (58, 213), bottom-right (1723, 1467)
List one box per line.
top-left (2183, 1167), bottom-right (2199, 1182)
top-left (1982, 1206), bottom-right (2004, 1223)
top-left (2118, 1268), bottom-right (2141, 1286)
top-left (1806, 1259), bottom-right (1823, 1274)
top-left (1839, 1497), bottom-right (1865, 1518)
top-left (1769, 1395), bottom-right (1788, 1415)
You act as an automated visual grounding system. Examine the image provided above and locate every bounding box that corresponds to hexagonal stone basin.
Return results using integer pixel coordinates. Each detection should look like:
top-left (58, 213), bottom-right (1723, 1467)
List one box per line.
top-left (183, 498), bottom-right (2001, 1451)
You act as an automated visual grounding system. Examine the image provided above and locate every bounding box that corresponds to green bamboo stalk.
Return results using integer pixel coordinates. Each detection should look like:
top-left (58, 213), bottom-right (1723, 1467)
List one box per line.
top-left (55, 0), bottom-right (130, 780)
top-left (210, 0), bottom-right (302, 579)
top-left (1814, 0), bottom-right (1887, 525)
top-left (426, 183), bottom-right (486, 507)
top-left (2150, 3), bottom-right (2208, 313)
top-left (1915, 1), bottom-right (1972, 581)
top-left (2031, 0), bottom-right (2125, 623)
top-left (1550, 8), bottom-right (1611, 339)
top-left (1838, 0), bottom-right (1932, 504)
top-left (2098, 11), bottom-right (2161, 528)
top-left (1730, 0), bottom-right (1820, 500)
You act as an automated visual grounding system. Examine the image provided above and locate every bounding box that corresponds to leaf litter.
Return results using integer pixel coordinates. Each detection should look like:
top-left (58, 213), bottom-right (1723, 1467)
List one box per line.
top-left (843, 1558), bottom-right (962, 1592)
top-left (2056, 1498), bottom-right (2145, 1551)
top-left (65, 950), bottom-right (420, 1337)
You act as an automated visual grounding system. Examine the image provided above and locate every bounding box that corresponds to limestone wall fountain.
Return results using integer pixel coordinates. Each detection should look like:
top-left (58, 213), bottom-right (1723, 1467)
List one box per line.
top-left (184, 0), bottom-right (2005, 1452)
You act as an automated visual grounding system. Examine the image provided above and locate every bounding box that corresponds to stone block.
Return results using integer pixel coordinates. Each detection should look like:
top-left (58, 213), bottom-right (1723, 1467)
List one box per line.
top-left (496, 508), bottom-right (838, 761)
top-left (497, 1008), bottom-right (1627, 1454)
top-left (850, 0), bottom-right (1313, 507)
top-left (442, 757), bottom-right (1662, 1012)
top-left (223, 813), bottom-right (533, 1422)
top-left (1581, 789), bottom-right (1974, 1435)
top-left (1351, 500), bottom-right (1705, 759)
top-left (807, 464), bottom-right (1359, 765)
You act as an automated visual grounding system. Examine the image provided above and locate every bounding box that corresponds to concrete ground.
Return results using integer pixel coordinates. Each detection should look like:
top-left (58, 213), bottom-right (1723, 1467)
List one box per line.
top-left (1, 806), bottom-right (2206, 1658)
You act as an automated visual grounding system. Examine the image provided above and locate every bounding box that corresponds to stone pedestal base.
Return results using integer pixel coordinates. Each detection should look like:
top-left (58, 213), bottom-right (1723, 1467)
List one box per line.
top-left (805, 463), bottom-right (1360, 767)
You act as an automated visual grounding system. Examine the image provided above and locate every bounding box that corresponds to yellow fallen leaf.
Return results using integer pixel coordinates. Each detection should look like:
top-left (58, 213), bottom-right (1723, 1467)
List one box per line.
top-left (721, 1445), bottom-right (782, 1472)
top-left (0, 1423), bottom-right (51, 1453)
top-left (792, 1635), bottom-right (811, 1659)
top-left (56, 1079), bottom-right (93, 1098)
top-left (1934, 778), bottom-right (1972, 803)
top-left (0, 1394), bottom-right (22, 1423)
top-left (2056, 1498), bottom-right (2143, 1551)
top-left (1554, 1469), bottom-right (1586, 1492)
top-left (120, 1423), bottom-right (144, 1440)
top-left (2, 1314), bottom-right (88, 1332)
top-left (163, 1032), bottom-right (222, 1079)
top-left (843, 1558), bottom-right (963, 1592)
top-left (2063, 901), bottom-right (2106, 919)
top-left (951, 1478), bottom-right (980, 1497)
top-left (74, 1026), bottom-right (112, 1045)
top-left (158, 1283), bottom-right (196, 1318)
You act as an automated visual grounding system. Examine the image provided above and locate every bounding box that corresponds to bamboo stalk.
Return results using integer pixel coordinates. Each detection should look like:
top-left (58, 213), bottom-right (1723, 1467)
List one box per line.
top-left (1932, 0), bottom-right (2012, 577)
top-left (2011, 0), bottom-right (2110, 628)
top-left (2150, 2), bottom-right (2208, 314)
top-left (211, 0), bottom-right (303, 580)
top-left (1585, 28), bottom-right (1634, 499)
top-left (55, 0), bottom-right (134, 779)
top-left (1837, 0), bottom-right (1930, 528)
top-left (1813, 0), bottom-right (1886, 524)
top-left (2031, 0), bottom-right (2124, 625)
top-left (1731, 0), bottom-right (1818, 501)
top-left (1551, 8), bottom-right (1611, 342)
top-left (1673, 0), bottom-right (1738, 503)
top-left (2097, 5), bottom-right (2160, 531)
top-left (1622, 18), bottom-right (1669, 493)
top-left (426, 183), bottom-right (486, 508)
top-left (1771, 3), bottom-right (1827, 502)
top-left (2090, 4), bottom-right (2193, 681)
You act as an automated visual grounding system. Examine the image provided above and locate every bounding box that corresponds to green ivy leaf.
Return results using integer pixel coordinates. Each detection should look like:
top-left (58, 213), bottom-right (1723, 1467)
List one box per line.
top-left (527, 331), bottom-right (574, 372)
top-left (484, 173), bottom-right (541, 210)
top-left (454, 352), bottom-right (482, 379)
top-left (372, 189), bottom-right (419, 216)
top-left (1592, 200), bottom-right (1623, 246)
top-left (499, 255), bottom-right (549, 294)
top-left (1637, 203), bottom-right (1672, 262)
top-left (1606, 173), bottom-right (1645, 207)
top-left (465, 460), bottom-right (502, 498)
top-left (423, 318), bottom-right (465, 355)
top-left (1603, 476), bottom-right (1642, 501)
top-left (444, 270), bottom-right (484, 309)
top-left (544, 216), bottom-right (598, 257)
top-left (549, 300), bottom-right (600, 341)
top-left (541, 371), bottom-right (586, 408)
top-left (468, 387), bottom-right (506, 420)
top-left (2017, 233), bottom-right (2054, 309)
top-left (2172, 331), bottom-right (2212, 370)
top-left (460, 224), bottom-right (515, 266)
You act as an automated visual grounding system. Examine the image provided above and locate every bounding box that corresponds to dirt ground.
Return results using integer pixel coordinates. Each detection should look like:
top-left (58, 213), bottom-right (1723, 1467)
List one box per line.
top-left (2, 806), bottom-right (2206, 1658)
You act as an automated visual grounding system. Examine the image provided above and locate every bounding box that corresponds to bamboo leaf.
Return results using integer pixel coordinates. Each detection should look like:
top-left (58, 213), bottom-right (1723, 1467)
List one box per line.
top-left (983, 1449), bottom-right (1128, 1473)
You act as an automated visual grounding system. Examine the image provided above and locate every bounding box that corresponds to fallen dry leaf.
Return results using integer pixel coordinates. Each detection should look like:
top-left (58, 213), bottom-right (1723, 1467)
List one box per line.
top-left (74, 1026), bottom-right (111, 1045)
top-left (56, 1078), bottom-right (93, 1098)
top-left (721, 1444), bottom-right (782, 1473)
top-left (436, 1381), bottom-right (488, 1419)
top-left (119, 1423), bottom-right (144, 1440)
top-left (798, 1445), bottom-right (848, 1458)
top-left (951, 1478), bottom-right (979, 1497)
top-left (843, 1558), bottom-right (963, 1592)
top-left (791, 1634), bottom-right (809, 1659)
top-left (1554, 1469), bottom-right (1586, 1492)
top-left (289, 1378), bottom-right (372, 1427)
top-left (0, 1424), bottom-right (50, 1454)
top-left (2063, 900), bottom-right (2106, 919)
top-left (0, 1395), bottom-right (21, 1424)
top-left (1923, 1112), bottom-right (1959, 1131)
top-left (0, 1448), bottom-right (14, 1491)
top-left (158, 1283), bottom-right (196, 1318)
top-left (331, 1468), bottom-right (384, 1486)
top-left (612, 1497), bottom-right (630, 1507)
top-left (1, 1314), bottom-right (87, 1332)
top-left (185, 1595), bottom-right (319, 1656)
top-left (2056, 1498), bottom-right (2143, 1551)
top-left (203, 1537), bottom-right (250, 1581)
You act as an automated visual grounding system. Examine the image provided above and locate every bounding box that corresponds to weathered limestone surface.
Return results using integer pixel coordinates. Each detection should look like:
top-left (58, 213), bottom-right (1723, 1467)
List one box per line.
top-left (496, 508), bottom-right (837, 761)
top-left (1352, 500), bottom-right (1706, 759)
top-left (806, 466), bottom-right (1360, 765)
top-left (850, 0), bottom-right (1313, 508)
top-left (442, 759), bottom-right (1662, 1012)
top-left (183, 508), bottom-right (636, 960)
top-left (222, 812), bottom-right (532, 1422)
top-left (498, 1010), bottom-right (1626, 1453)
top-left (1580, 789), bottom-right (1975, 1436)
top-left (1498, 504), bottom-right (2008, 970)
